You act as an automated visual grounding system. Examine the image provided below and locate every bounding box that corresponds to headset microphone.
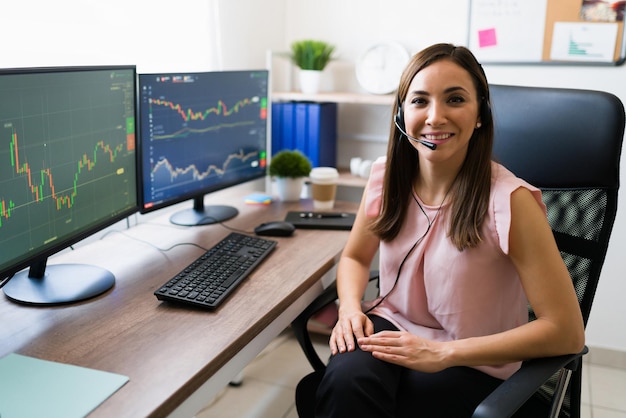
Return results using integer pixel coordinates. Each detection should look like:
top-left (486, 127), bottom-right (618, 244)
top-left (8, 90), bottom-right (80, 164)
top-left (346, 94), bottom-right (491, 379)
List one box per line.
top-left (394, 115), bottom-right (437, 150)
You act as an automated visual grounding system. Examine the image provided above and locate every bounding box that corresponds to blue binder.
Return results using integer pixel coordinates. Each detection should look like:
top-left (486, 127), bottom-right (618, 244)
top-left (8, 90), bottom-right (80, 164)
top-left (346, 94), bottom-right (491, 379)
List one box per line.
top-left (271, 102), bottom-right (337, 167)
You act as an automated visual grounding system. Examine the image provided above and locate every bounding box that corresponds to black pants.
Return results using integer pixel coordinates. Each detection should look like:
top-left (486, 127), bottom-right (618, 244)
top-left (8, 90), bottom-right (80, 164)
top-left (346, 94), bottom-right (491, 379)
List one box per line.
top-left (315, 315), bottom-right (547, 418)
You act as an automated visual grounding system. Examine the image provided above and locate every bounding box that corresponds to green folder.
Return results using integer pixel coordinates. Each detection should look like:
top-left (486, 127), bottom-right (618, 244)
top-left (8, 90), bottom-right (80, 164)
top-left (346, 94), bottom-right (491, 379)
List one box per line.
top-left (0, 353), bottom-right (129, 418)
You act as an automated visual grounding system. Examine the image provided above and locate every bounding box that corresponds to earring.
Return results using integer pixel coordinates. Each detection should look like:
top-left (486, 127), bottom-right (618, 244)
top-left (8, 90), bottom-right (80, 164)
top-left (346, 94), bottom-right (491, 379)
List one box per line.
top-left (476, 122), bottom-right (482, 128)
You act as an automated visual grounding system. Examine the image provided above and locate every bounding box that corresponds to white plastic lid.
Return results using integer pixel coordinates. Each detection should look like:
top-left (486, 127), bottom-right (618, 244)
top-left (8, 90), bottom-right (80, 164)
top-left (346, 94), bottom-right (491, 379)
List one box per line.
top-left (309, 167), bottom-right (339, 183)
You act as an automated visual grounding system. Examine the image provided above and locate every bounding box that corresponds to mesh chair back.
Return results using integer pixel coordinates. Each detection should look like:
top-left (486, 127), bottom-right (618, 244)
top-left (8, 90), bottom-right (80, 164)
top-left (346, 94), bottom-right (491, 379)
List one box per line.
top-left (490, 84), bottom-right (624, 417)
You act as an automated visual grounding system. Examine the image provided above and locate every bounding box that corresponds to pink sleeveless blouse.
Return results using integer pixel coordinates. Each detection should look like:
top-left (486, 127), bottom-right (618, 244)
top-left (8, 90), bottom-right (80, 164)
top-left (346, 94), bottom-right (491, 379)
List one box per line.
top-left (365, 157), bottom-right (545, 380)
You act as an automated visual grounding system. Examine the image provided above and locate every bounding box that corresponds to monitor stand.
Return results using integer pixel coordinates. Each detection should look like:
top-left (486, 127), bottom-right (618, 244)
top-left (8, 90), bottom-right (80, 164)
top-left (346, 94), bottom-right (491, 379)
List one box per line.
top-left (169, 196), bottom-right (239, 226)
top-left (3, 259), bottom-right (115, 306)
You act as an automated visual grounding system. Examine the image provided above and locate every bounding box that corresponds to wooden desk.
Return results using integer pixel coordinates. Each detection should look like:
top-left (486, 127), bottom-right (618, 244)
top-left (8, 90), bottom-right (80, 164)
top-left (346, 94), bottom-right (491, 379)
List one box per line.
top-left (0, 187), bottom-right (358, 417)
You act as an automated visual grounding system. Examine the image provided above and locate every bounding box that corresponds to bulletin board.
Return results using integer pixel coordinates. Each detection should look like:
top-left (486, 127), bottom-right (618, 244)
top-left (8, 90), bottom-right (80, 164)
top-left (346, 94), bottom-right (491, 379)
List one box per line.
top-left (468, 0), bottom-right (626, 65)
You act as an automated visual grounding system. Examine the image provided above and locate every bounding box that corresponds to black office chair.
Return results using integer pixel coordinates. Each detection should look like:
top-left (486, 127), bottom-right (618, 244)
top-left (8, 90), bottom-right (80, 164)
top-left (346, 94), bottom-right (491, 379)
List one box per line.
top-left (291, 84), bottom-right (625, 418)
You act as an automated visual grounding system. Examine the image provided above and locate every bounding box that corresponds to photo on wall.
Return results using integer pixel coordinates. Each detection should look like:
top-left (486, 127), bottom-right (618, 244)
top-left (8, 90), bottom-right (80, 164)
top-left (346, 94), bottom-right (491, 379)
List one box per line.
top-left (580, 0), bottom-right (625, 22)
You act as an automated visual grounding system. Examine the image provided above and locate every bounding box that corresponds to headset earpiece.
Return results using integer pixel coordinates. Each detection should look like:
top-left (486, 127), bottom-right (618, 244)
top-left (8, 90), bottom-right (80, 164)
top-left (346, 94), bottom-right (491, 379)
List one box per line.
top-left (395, 96), bottom-right (405, 134)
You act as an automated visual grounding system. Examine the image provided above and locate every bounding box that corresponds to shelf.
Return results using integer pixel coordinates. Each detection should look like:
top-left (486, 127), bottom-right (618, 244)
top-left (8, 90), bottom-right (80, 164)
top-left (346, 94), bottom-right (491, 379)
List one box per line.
top-left (272, 91), bottom-right (394, 106)
top-left (303, 170), bottom-right (368, 189)
top-left (337, 169), bottom-right (368, 188)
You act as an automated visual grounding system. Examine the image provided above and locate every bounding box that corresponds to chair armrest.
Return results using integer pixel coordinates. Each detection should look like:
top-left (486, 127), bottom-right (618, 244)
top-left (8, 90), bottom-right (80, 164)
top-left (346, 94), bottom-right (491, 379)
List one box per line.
top-left (291, 281), bottom-right (339, 371)
top-left (472, 346), bottom-right (588, 418)
top-left (291, 271), bottom-right (379, 372)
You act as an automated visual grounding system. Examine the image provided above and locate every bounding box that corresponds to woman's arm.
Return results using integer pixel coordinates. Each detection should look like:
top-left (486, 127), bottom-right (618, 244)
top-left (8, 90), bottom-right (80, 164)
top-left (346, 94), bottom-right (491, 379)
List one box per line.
top-left (329, 186), bottom-right (381, 355)
top-left (357, 187), bottom-right (585, 371)
top-left (491, 186), bottom-right (585, 359)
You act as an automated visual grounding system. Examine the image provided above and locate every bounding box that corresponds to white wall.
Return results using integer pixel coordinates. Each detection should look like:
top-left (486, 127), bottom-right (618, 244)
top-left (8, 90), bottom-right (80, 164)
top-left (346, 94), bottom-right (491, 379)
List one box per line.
top-left (1, 0), bottom-right (624, 352)
top-left (0, 0), bottom-right (225, 72)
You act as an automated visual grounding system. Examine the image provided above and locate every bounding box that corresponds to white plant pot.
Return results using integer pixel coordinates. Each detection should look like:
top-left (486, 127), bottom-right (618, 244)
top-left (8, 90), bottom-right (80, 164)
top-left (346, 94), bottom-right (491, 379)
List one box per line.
top-left (275, 177), bottom-right (304, 202)
top-left (299, 70), bottom-right (322, 94)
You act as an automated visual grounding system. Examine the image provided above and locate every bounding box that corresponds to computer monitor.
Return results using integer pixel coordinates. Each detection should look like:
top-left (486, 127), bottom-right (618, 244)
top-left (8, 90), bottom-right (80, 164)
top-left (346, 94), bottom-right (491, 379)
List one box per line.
top-left (0, 66), bottom-right (138, 305)
top-left (137, 70), bottom-right (268, 226)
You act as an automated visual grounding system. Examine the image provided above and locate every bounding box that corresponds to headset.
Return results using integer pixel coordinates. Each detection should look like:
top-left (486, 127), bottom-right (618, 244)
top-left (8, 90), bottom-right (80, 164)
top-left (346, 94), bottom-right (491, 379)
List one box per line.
top-left (394, 94), bottom-right (492, 151)
top-left (394, 97), bottom-right (437, 150)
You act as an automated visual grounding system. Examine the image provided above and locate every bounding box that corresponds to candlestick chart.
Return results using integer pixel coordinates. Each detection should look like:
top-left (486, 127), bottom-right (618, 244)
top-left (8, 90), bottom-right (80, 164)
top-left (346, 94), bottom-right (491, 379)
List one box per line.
top-left (0, 122), bottom-right (136, 233)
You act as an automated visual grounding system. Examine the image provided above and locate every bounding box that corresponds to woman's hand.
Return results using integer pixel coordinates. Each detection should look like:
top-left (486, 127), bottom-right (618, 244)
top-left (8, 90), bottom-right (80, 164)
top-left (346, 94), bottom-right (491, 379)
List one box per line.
top-left (357, 330), bottom-right (449, 373)
top-left (329, 308), bottom-right (374, 355)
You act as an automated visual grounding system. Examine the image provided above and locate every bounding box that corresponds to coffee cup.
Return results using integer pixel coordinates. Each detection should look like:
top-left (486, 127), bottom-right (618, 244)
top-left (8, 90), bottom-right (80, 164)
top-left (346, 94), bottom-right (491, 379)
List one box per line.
top-left (309, 167), bottom-right (339, 210)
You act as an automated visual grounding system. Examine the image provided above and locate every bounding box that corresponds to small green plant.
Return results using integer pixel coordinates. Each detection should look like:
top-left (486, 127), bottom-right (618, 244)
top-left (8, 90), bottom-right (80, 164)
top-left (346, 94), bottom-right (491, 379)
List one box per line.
top-left (290, 39), bottom-right (335, 71)
top-left (269, 150), bottom-right (312, 178)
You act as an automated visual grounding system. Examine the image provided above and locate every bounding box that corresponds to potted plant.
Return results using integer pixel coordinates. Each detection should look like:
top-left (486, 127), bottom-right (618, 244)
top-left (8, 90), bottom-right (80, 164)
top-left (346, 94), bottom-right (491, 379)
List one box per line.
top-left (269, 150), bottom-right (313, 201)
top-left (290, 39), bottom-right (336, 94)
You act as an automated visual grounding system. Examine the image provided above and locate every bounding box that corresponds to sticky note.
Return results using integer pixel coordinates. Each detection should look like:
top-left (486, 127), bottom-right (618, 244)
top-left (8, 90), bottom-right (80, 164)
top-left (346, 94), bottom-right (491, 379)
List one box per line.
top-left (478, 28), bottom-right (498, 48)
top-left (244, 193), bottom-right (273, 205)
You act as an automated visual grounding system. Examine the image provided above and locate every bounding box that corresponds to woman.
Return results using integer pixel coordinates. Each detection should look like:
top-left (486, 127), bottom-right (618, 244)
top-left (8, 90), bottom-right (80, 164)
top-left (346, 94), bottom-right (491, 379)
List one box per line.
top-left (314, 43), bottom-right (584, 417)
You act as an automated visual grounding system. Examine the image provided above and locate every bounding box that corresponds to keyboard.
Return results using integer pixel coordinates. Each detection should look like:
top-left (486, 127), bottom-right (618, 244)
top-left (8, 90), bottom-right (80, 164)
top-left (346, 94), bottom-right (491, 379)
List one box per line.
top-left (154, 232), bottom-right (277, 309)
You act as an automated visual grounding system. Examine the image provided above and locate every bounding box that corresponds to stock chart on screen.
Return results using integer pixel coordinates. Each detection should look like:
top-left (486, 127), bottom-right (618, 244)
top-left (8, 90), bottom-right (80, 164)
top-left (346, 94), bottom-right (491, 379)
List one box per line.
top-left (138, 70), bottom-right (269, 213)
top-left (0, 67), bottom-right (137, 273)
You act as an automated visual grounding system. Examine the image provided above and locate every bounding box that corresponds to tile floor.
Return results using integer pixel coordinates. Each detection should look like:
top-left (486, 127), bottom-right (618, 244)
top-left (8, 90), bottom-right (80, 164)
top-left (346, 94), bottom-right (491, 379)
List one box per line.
top-left (196, 328), bottom-right (626, 418)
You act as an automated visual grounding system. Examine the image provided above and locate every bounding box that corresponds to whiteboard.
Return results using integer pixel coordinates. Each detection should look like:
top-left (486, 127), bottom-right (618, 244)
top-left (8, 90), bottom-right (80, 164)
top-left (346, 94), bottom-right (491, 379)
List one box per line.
top-left (468, 0), bottom-right (626, 65)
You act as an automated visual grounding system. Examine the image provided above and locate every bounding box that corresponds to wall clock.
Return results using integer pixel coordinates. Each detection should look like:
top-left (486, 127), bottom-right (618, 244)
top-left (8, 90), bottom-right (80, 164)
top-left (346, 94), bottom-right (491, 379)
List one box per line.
top-left (355, 42), bottom-right (410, 95)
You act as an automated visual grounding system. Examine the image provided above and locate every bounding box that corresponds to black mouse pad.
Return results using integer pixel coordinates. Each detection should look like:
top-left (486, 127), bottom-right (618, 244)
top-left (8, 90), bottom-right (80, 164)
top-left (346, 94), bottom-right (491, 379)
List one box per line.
top-left (284, 211), bottom-right (355, 230)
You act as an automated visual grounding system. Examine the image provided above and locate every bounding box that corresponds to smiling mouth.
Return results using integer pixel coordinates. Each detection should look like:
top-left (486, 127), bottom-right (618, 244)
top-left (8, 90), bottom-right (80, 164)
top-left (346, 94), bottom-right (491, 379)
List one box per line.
top-left (423, 133), bottom-right (453, 141)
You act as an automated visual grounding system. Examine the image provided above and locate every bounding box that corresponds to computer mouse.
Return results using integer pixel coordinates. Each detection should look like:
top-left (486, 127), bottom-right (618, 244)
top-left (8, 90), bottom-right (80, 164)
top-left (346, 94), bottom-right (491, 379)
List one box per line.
top-left (254, 221), bottom-right (295, 237)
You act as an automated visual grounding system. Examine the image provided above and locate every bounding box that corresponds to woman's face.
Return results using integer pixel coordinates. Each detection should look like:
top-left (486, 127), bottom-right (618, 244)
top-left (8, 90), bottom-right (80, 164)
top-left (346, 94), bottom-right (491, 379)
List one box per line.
top-left (402, 59), bottom-right (481, 165)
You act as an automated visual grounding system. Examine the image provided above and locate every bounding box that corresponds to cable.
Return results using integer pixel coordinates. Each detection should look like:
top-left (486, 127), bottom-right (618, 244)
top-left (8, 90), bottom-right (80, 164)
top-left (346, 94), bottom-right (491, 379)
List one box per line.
top-left (99, 216), bottom-right (259, 254)
top-left (198, 216), bottom-right (255, 236)
top-left (364, 186), bottom-right (451, 314)
top-left (0, 274), bottom-right (14, 289)
top-left (100, 229), bottom-right (210, 253)
top-left (364, 221), bottom-right (430, 314)
top-left (0, 218), bottom-right (249, 290)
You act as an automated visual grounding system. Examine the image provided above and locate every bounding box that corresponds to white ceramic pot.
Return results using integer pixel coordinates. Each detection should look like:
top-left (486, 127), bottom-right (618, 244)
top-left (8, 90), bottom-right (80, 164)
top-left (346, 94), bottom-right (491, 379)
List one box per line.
top-left (299, 70), bottom-right (322, 94)
top-left (275, 177), bottom-right (304, 202)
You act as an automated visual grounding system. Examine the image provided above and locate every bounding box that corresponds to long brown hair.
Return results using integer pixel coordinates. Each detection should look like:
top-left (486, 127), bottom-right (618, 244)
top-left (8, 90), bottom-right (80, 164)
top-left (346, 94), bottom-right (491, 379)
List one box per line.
top-left (371, 43), bottom-right (494, 251)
